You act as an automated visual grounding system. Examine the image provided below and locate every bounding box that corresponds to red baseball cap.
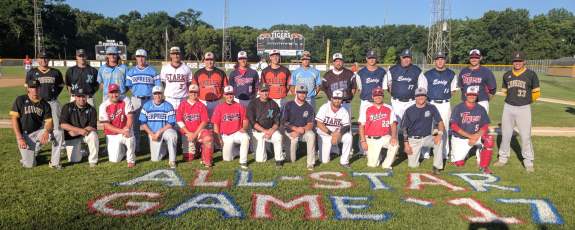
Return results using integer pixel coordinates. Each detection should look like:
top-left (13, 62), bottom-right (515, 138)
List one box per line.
top-left (108, 83), bottom-right (120, 93)
top-left (372, 87), bottom-right (384, 97)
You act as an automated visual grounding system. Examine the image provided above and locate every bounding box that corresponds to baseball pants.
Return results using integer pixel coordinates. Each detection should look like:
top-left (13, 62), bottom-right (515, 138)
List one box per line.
top-left (200, 99), bottom-right (221, 118)
top-left (17, 129), bottom-right (63, 168)
top-left (48, 100), bottom-right (62, 132)
top-left (65, 131), bottom-right (99, 164)
top-left (149, 129), bottom-right (178, 162)
top-left (221, 131), bottom-right (250, 164)
top-left (272, 98), bottom-right (288, 110)
top-left (253, 130), bottom-right (284, 162)
top-left (69, 96), bottom-right (95, 106)
top-left (498, 103), bottom-right (534, 167)
top-left (451, 136), bottom-right (481, 162)
top-left (406, 136), bottom-right (443, 169)
top-left (391, 98), bottom-right (415, 131)
top-left (478, 100), bottom-right (490, 114)
top-left (305, 98), bottom-right (317, 111)
top-left (317, 129), bottom-right (352, 165)
top-left (285, 130), bottom-right (316, 166)
top-left (166, 97), bottom-right (185, 112)
top-left (181, 130), bottom-right (213, 165)
top-left (365, 135), bottom-right (399, 169)
top-left (430, 100), bottom-right (451, 158)
top-left (358, 100), bottom-right (373, 155)
top-left (106, 134), bottom-right (135, 163)
top-left (130, 96), bottom-right (150, 152)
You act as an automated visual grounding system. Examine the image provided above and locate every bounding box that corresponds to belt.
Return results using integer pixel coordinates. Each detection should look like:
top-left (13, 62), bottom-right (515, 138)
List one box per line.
top-left (136, 96), bottom-right (151, 99)
top-left (366, 136), bottom-right (383, 139)
top-left (430, 99), bottom-right (450, 103)
top-left (392, 97), bottom-right (413, 102)
top-left (408, 136), bottom-right (425, 139)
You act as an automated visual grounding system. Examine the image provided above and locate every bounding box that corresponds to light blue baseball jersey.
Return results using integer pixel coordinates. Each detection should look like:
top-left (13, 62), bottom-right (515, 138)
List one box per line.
top-left (97, 63), bottom-right (127, 97)
top-left (290, 66), bottom-right (321, 98)
top-left (139, 100), bottom-right (176, 133)
top-left (126, 65), bottom-right (161, 97)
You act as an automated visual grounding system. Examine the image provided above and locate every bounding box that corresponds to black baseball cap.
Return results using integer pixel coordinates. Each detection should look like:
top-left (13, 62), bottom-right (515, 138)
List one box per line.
top-left (38, 50), bottom-right (49, 59)
top-left (26, 79), bottom-right (40, 88)
top-left (259, 83), bottom-right (270, 92)
top-left (512, 51), bottom-right (525, 62)
top-left (76, 49), bottom-right (86, 56)
top-left (73, 88), bottom-right (87, 96)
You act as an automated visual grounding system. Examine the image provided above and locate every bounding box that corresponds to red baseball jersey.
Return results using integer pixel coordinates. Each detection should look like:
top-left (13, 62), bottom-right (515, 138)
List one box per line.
top-left (176, 99), bottom-right (209, 134)
top-left (98, 97), bottom-right (134, 135)
top-left (261, 65), bottom-right (291, 99)
top-left (358, 103), bottom-right (395, 136)
top-left (193, 67), bottom-right (228, 101)
top-left (211, 102), bottom-right (246, 135)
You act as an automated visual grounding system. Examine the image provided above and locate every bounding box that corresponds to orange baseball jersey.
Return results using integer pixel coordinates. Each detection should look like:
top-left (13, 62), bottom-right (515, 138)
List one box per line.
top-left (193, 67), bottom-right (228, 101)
top-left (261, 65), bottom-right (291, 99)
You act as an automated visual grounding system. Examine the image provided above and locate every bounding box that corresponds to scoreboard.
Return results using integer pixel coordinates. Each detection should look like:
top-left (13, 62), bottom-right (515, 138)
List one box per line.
top-left (257, 30), bottom-right (304, 56)
top-left (95, 40), bottom-right (128, 61)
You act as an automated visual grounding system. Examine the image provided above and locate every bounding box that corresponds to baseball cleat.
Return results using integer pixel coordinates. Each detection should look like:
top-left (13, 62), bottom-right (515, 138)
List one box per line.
top-left (525, 165), bottom-right (535, 173)
top-left (240, 163), bottom-right (248, 170)
top-left (169, 161), bottom-right (176, 169)
top-left (479, 167), bottom-right (493, 174)
top-left (49, 164), bottom-right (62, 170)
top-left (89, 163), bottom-right (97, 168)
top-left (493, 161), bottom-right (507, 167)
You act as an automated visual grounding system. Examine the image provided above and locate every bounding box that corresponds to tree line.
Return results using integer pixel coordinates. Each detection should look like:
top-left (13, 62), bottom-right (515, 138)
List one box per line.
top-left (1, 0), bottom-right (573, 64)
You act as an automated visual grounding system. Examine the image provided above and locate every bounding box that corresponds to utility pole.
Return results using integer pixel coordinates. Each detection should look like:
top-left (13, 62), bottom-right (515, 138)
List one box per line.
top-left (165, 27), bottom-right (169, 61)
top-left (222, 0), bottom-right (231, 63)
top-left (325, 39), bottom-right (330, 66)
top-left (33, 0), bottom-right (45, 58)
top-left (426, 0), bottom-right (451, 63)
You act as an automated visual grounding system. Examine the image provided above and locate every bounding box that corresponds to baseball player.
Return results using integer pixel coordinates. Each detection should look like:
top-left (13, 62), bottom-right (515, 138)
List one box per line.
top-left (356, 50), bottom-right (387, 114)
top-left (160, 46), bottom-right (193, 110)
top-left (456, 49), bottom-right (497, 112)
top-left (261, 49), bottom-right (291, 108)
top-left (97, 46), bottom-right (127, 100)
top-left (450, 86), bottom-right (494, 174)
top-left (10, 80), bottom-right (63, 169)
top-left (98, 84), bottom-right (136, 167)
top-left (358, 87), bottom-right (399, 171)
top-left (494, 51), bottom-right (540, 173)
top-left (282, 84), bottom-right (316, 170)
top-left (126, 48), bottom-right (161, 152)
top-left (212, 86), bottom-right (250, 169)
top-left (25, 50), bottom-right (65, 150)
top-left (247, 83), bottom-right (284, 166)
top-left (176, 84), bottom-right (214, 167)
top-left (422, 51), bottom-right (457, 159)
top-left (401, 88), bottom-right (445, 174)
top-left (383, 49), bottom-right (427, 129)
top-left (321, 53), bottom-right (357, 115)
top-left (290, 51), bottom-right (321, 109)
top-left (229, 51), bottom-right (259, 107)
top-left (60, 88), bottom-right (99, 167)
top-left (193, 52), bottom-right (228, 116)
top-left (139, 86), bottom-right (178, 168)
top-left (316, 90), bottom-right (352, 168)
top-left (65, 49), bottom-right (99, 106)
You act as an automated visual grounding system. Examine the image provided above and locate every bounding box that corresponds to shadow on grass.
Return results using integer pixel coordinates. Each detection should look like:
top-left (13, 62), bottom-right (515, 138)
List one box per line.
top-left (495, 128), bottom-right (525, 167)
top-left (468, 222), bottom-right (509, 230)
top-left (565, 107), bottom-right (575, 115)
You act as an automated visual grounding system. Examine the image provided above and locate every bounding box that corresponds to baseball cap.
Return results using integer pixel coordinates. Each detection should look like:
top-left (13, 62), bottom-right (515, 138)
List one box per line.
top-left (105, 46), bottom-right (119, 55)
top-left (434, 51), bottom-right (446, 59)
top-left (169, 46), bottom-right (181, 54)
top-left (223, 85), bottom-right (234, 94)
top-left (188, 84), bottom-right (199, 92)
top-left (258, 83), bottom-right (270, 92)
top-left (108, 83), bottom-right (120, 93)
top-left (301, 51), bottom-right (311, 60)
top-left (466, 86), bottom-right (480, 95)
top-left (269, 49), bottom-right (280, 56)
top-left (73, 88), bottom-right (86, 96)
top-left (26, 79), bottom-right (40, 88)
top-left (366, 50), bottom-right (378, 59)
top-left (414, 87), bottom-right (428, 97)
top-left (237, 51), bottom-right (248, 59)
top-left (512, 51), bottom-right (525, 62)
top-left (332, 53), bottom-right (343, 61)
top-left (38, 50), bottom-right (49, 58)
top-left (400, 49), bottom-right (412, 58)
top-left (332, 90), bottom-right (344, 99)
top-left (75, 49), bottom-right (86, 56)
top-left (204, 52), bottom-right (215, 60)
top-left (135, 49), bottom-right (147, 57)
top-left (372, 87), bottom-right (384, 97)
top-left (295, 84), bottom-right (308, 93)
top-left (152, 86), bottom-right (164, 94)
top-left (469, 49), bottom-right (481, 58)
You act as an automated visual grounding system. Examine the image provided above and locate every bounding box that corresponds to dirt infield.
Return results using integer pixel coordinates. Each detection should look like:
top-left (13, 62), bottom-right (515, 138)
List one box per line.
top-left (0, 77), bottom-right (24, 88)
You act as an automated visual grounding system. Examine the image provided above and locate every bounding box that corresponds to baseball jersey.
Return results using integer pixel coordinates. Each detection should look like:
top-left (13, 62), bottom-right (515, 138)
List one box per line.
top-left (321, 68), bottom-right (357, 101)
top-left (193, 67), bottom-right (228, 101)
top-left (160, 63), bottom-right (193, 99)
top-left (211, 102), bottom-right (247, 135)
top-left (383, 64), bottom-right (424, 100)
top-left (60, 102), bottom-right (98, 140)
top-left (261, 65), bottom-right (291, 99)
top-left (10, 95), bottom-right (52, 134)
top-left (358, 103), bottom-right (395, 136)
top-left (315, 102), bottom-right (351, 132)
top-left (290, 66), bottom-right (322, 98)
top-left (401, 103), bottom-right (442, 137)
top-left (98, 97), bottom-right (134, 135)
top-left (247, 98), bottom-right (280, 130)
top-left (281, 100), bottom-right (315, 132)
top-left (423, 68), bottom-right (457, 100)
top-left (228, 67), bottom-right (259, 100)
top-left (139, 100), bottom-right (176, 133)
top-left (26, 68), bottom-right (64, 101)
top-left (356, 67), bottom-right (386, 101)
top-left (502, 68), bottom-right (540, 106)
top-left (457, 66), bottom-right (497, 102)
top-left (97, 64), bottom-right (128, 97)
top-left (65, 65), bottom-right (99, 96)
top-left (126, 65), bottom-right (161, 97)
top-left (450, 102), bottom-right (490, 139)
top-left (176, 99), bottom-right (209, 134)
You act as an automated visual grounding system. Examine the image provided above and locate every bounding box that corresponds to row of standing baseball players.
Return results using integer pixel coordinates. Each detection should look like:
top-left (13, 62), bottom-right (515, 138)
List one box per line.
top-left (15, 46), bottom-right (540, 173)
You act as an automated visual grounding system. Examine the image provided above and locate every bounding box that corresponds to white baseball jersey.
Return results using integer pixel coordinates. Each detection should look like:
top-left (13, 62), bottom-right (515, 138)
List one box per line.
top-left (315, 102), bottom-right (350, 132)
top-left (160, 63), bottom-right (192, 98)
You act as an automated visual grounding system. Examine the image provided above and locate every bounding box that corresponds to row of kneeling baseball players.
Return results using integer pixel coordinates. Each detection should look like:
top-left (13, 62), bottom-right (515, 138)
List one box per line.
top-left (11, 47), bottom-right (539, 173)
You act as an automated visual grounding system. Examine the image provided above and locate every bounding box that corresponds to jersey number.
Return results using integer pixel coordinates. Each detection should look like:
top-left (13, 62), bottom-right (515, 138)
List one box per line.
top-left (408, 85), bottom-right (414, 90)
top-left (517, 89), bottom-right (527, 98)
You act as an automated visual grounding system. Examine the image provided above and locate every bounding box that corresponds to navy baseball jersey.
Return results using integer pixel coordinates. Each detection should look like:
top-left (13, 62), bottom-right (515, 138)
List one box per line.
top-left (457, 66), bottom-right (497, 102)
top-left (357, 67), bottom-right (386, 101)
top-left (321, 68), bottom-right (357, 101)
top-left (401, 103), bottom-right (442, 137)
top-left (450, 102), bottom-right (490, 139)
top-left (281, 100), bottom-right (315, 132)
top-left (424, 68), bottom-right (456, 100)
top-left (228, 67), bottom-right (259, 101)
top-left (386, 64), bottom-right (423, 99)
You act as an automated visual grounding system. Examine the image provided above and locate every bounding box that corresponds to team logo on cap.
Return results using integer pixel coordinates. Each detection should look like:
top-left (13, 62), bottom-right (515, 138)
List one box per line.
top-left (303, 111), bottom-right (309, 118)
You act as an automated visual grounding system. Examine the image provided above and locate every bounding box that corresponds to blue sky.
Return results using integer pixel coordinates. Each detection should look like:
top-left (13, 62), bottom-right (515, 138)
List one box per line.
top-left (65, 0), bottom-right (575, 28)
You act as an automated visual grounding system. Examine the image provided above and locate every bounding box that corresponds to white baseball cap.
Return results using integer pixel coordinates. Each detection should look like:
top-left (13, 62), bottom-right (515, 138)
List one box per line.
top-left (152, 86), bottom-right (164, 94)
top-left (269, 49), bottom-right (280, 56)
top-left (223, 85), bottom-right (234, 94)
top-left (135, 49), bottom-right (147, 57)
top-left (466, 86), bottom-right (480, 95)
top-left (237, 51), bottom-right (248, 59)
top-left (188, 84), bottom-right (199, 92)
top-left (169, 46), bottom-right (181, 54)
top-left (204, 52), bottom-right (215, 60)
top-left (469, 49), bottom-right (481, 58)
top-left (332, 53), bottom-right (343, 61)
top-left (332, 90), bottom-right (344, 99)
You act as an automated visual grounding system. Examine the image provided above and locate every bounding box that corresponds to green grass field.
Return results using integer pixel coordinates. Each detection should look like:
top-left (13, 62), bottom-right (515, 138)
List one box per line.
top-left (0, 132), bottom-right (572, 229)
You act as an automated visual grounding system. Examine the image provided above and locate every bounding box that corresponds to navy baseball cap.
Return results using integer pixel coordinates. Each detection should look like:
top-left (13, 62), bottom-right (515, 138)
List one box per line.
top-left (400, 49), bottom-right (412, 58)
top-left (366, 50), bottom-right (377, 59)
top-left (434, 51), bottom-right (446, 59)
top-left (414, 88), bottom-right (427, 97)
top-left (26, 79), bottom-right (40, 88)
